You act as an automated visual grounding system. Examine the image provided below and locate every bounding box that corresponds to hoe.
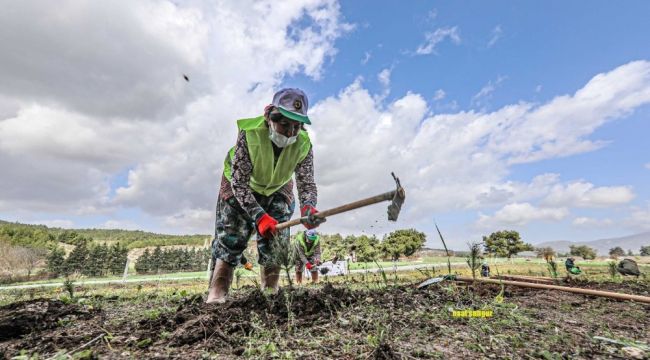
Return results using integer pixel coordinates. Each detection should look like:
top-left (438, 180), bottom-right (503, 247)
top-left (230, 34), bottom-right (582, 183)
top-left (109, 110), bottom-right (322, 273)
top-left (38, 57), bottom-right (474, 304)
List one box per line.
top-left (276, 172), bottom-right (406, 231)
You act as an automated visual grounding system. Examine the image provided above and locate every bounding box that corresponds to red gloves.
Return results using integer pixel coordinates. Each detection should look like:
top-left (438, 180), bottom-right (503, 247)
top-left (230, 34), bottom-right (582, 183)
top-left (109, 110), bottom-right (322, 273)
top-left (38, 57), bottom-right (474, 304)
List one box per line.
top-left (300, 205), bottom-right (325, 229)
top-left (305, 262), bottom-right (313, 270)
top-left (256, 213), bottom-right (278, 239)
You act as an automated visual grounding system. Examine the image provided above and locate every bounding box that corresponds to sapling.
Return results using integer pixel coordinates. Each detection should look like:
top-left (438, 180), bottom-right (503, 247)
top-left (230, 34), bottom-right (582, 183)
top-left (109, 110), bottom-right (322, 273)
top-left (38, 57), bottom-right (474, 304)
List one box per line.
top-left (234, 268), bottom-right (244, 289)
top-left (374, 260), bottom-right (388, 286)
top-left (546, 259), bottom-right (559, 280)
top-left (466, 242), bottom-right (482, 279)
top-left (63, 277), bottom-right (75, 298)
top-left (607, 261), bottom-right (618, 280)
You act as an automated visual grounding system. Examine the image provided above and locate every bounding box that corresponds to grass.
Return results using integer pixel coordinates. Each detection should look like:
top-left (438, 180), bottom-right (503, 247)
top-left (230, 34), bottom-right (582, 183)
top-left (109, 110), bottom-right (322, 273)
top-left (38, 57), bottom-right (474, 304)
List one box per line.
top-left (4, 257), bottom-right (649, 289)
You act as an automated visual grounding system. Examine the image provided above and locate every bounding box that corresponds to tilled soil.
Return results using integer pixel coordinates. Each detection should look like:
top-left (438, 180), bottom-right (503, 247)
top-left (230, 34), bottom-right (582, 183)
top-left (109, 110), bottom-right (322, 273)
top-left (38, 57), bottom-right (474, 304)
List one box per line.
top-left (1, 281), bottom-right (648, 359)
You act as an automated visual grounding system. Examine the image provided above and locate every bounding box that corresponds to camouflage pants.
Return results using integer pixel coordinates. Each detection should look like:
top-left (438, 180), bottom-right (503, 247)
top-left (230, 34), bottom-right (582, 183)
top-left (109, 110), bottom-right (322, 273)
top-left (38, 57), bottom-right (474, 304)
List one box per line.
top-left (211, 194), bottom-right (294, 269)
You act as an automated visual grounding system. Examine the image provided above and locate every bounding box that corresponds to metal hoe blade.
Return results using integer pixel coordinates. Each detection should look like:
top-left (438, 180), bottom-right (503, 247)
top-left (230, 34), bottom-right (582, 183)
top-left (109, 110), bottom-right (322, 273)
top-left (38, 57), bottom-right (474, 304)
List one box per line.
top-left (387, 172), bottom-right (406, 221)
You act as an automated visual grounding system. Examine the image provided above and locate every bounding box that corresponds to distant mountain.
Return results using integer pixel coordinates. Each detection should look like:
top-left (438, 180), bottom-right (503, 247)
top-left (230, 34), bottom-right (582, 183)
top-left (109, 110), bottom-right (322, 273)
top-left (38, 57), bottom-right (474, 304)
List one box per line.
top-left (536, 232), bottom-right (650, 255)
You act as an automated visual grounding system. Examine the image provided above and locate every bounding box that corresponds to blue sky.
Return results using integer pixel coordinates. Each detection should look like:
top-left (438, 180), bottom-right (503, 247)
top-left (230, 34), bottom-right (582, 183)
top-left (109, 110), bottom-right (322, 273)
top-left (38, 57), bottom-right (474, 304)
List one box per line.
top-left (285, 1), bottom-right (650, 246)
top-left (0, 1), bottom-right (649, 250)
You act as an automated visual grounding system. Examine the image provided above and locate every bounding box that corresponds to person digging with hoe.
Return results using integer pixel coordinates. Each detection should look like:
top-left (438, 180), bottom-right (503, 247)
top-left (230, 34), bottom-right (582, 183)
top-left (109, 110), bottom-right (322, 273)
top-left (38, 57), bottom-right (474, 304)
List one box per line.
top-left (294, 229), bottom-right (322, 284)
top-left (207, 88), bottom-right (325, 304)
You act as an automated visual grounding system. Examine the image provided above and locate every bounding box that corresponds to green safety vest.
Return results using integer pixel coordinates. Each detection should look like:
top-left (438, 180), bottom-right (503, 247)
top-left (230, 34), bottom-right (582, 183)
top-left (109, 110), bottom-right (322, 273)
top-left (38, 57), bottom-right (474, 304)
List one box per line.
top-left (296, 231), bottom-right (320, 256)
top-left (223, 116), bottom-right (311, 196)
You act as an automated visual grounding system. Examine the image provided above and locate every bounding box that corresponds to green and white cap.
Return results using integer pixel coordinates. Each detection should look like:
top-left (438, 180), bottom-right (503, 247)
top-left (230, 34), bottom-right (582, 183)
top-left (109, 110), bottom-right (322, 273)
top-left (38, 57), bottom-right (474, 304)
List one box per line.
top-left (272, 88), bottom-right (311, 124)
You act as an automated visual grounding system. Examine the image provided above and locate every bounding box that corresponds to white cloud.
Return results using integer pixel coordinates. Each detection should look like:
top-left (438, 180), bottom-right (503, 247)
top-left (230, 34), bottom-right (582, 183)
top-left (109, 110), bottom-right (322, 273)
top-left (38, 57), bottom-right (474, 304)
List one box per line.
top-left (477, 203), bottom-right (569, 227)
top-left (415, 26), bottom-right (461, 55)
top-left (2, 2), bottom-right (650, 239)
top-left (433, 89), bottom-right (446, 101)
top-left (0, 1), bottom-right (208, 120)
top-left (0, 1), bottom-right (351, 223)
top-left (164, 208), bottom-right (213, 234)
top-left (645, 162), bottom-right (650, 169)
top-left (472, 75), bottom-right (507, 108)
top-left (378, 68), bottom-right (391, 88)
top-left (572, 217), bottom-right (613, 227)
top-left (487, 25), bottom-right (502, 48)
top-left (427, 9), bottom-right (438, 21)
top-left (543, 181), bottom-right (635, 208)
top-left (489, 60), bottom-right (650, 164)
top-left (625, 203), bottom-right (650, 231)
top-left (307, 61), bottom-right (650, 234)
top-left (473, 173), bottom-right (561, 208)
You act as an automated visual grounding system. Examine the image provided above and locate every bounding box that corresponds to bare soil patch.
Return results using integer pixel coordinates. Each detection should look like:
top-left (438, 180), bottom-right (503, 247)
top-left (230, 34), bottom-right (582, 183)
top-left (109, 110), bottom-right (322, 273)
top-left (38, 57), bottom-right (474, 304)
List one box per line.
top-left (1, 281), bottom-right (648, 359)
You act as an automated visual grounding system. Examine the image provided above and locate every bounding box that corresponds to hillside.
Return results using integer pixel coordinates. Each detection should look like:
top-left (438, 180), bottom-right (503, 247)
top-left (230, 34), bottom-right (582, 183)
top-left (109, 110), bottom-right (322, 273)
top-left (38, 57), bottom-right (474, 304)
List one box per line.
top-left (537, 232), bottom-right (650, 255)
top-left (0, 220), bottom-right (210, 249)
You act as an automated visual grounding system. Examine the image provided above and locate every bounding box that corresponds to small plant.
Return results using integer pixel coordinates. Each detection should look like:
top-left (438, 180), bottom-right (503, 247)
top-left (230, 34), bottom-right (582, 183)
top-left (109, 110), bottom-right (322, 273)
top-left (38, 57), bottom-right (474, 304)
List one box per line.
top-left (234, 268), bottom-right (244, 289)
top-left (144, 309), bottom-right (162, 320)
top-left (416, 266), bottom-right (436, 279)
top-left (136, 338), bottom-right (153, 348)
top-left (466, 242), bottom-right (482, 279)
top-left (244, 342), bottom-right (279, 357)
top-left (63, 277), bottom-right (75, 298)
top-left (607, 261), bottom-right (618, 280)
top-left (546, 260), bottom-right (559, 280)
top-left (494, 285), bottom-right (505, 304)
top-left (373, 260), bottom-right (388, 286)
top-left (367, 321), bottom-right (392, 358)
top-left (283, 290), bottom-right (295, 332)
top-left (267, 232), bottom-right (296, 288)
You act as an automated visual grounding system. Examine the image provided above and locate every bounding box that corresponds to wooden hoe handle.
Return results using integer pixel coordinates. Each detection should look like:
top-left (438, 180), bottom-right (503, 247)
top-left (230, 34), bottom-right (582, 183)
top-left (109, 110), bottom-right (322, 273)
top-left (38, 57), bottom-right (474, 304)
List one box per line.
top-left (275, 190), bottom-right (397, 231)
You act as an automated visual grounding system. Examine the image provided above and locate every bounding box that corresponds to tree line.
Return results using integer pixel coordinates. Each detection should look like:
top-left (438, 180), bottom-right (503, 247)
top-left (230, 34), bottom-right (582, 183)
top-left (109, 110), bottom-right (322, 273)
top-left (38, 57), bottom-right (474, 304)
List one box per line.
top-left (46, 241), bottom-right (129, 277)
top-left (482, 230), bottom-right (649, 260)
top-left (0, 221), bottom-right (206, 250)
top-left (317, 229), bottom-right (427, 262)
top-left (134, 246), bottom-right (210, 274)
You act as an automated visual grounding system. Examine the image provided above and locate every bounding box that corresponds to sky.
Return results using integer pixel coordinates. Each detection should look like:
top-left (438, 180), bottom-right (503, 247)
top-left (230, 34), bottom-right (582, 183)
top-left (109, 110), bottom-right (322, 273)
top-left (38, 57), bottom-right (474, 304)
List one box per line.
top-left (1, 0), bottom-right (649, 250)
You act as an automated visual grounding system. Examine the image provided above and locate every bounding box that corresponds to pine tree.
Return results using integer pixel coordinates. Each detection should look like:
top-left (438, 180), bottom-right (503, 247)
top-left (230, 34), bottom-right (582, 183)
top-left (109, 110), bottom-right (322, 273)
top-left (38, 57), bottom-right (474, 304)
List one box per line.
top-left (197, 248), bottom-right (210, 271)
top-left (108, 243), bottom-right (128, 275)
top-left (86, 245), bottom-right (104, 276)
top-left (57, 230), bottom-right (79, 245)
top-left (151, 246), bottom-right (163, 273)
top-left (97, 243), bottom-right (110, 275)
top-left (46, 247), bottom-right (66, 276)
top-left (65, 240), bottom-right (89, 275)
top-left (135, 249), bottom-right (152, 274)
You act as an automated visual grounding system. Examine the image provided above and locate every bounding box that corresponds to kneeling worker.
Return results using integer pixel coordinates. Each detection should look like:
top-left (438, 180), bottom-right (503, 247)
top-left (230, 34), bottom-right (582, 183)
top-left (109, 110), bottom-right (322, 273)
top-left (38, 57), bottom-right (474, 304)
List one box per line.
top-left (295, 229), bottom-right (322, 284)
top-left (565, 257), bottom-right (582, 275)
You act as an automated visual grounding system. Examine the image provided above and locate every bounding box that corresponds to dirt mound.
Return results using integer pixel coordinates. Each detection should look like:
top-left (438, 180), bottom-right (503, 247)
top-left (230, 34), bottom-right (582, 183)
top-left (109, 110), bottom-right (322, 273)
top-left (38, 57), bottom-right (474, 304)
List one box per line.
top-left (142, 283), bottom-right (359, 349)
top-left (135, 282), bottom-right (481, 352)
top-left (0, 299), bottom-right (96, 341)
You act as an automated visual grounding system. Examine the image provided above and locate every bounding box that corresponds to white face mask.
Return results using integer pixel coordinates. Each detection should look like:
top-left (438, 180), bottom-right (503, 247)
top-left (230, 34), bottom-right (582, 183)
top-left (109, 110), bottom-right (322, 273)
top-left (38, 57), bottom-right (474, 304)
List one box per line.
top-left (269, 124), bottom-right (297, 148)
